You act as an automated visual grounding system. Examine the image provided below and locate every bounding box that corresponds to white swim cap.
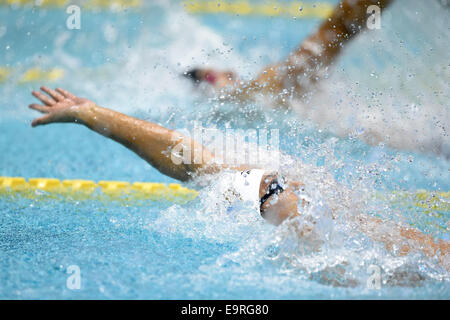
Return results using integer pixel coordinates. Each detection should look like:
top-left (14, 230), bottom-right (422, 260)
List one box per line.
top-left (231, 169), bottom-right (265, 209)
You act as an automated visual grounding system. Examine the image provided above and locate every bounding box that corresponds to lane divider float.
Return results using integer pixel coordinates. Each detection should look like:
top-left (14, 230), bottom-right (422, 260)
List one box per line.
top-left (0, 176), bottom-right (198, 203)
top-left (0, 0), bottom-right (141, 10)
top-left (183, 1), bottom-right (334, 19)
top-left (376, 190), bottom-right (449, 213)
top-left (19, 67), bottom-right (65, 83)
top-left (0, 67), bottom-right (65, 84)
top-left (1, 0), bottom-right (332, 18)
top-left (0, 67), bottom-right (11, 83)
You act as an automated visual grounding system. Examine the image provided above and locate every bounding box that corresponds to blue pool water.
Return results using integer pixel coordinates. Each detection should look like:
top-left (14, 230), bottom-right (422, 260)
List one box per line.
top-left (1, 0), bottom-right (449, 299)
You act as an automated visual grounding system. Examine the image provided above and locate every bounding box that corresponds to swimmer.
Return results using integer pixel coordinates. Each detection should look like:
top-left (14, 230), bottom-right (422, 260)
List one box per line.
top-left (184, 0), bottom-right (393, 106)
top-left (28, 86), bottom-right (449, 269)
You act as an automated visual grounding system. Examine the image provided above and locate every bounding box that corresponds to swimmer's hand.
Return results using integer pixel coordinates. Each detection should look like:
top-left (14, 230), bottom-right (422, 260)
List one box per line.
top-left (29, 86), bottom-right (95, 127)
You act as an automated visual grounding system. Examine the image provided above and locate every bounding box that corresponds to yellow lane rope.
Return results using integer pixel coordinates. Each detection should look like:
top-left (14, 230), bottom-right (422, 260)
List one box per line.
top-left (1, 176), bottom-right (449, 211)
top-left (0, 176), bottom-right (198, 203)
top-left (1, 0), bottom-right (333, 18)
top-left (0, 67), bottom-right (65, 84)
top-left (0, 67), bottom-right (11, 83)
top-left (18, 67), bottom-right (65, 83)
top-left (183, 1), bottom-right (334, 19)
top-left (376, 190), bottom-right (449, 213)
top-left (0, 0), bottom-right (141, 10)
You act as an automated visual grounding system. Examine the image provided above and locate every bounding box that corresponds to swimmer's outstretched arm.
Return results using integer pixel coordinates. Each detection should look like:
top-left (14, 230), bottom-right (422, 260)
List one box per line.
top-left (29, 87), bottom-right (223, 181)
top-left (29, 87), bottom-right (301, 225)
top-left (188, 0), bottom-right (393, 104)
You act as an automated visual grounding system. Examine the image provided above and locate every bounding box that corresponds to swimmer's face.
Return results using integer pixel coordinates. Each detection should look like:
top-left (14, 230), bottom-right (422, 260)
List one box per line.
top-left (259, 174), bottom-right (301, 226)
top-left (184, 68), bottom-right (237, 88)
top-left (260, 188), bottom-right (299, 226)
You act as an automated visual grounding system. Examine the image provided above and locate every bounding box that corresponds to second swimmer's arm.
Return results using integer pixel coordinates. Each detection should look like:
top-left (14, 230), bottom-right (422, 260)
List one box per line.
top-left (192, 0), bottom-right (394, 104)
top-left (248, 0), bottom-right (394, 99)
top-left (29, 86), bottom-right (221, 181)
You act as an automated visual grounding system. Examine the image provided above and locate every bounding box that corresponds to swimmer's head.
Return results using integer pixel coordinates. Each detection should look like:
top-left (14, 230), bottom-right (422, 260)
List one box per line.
top-left (259, 173), bottom-right (301, 226)
top-left (183, 68), bottom-right (237, 88)
top-left (230, 170), bottom-right (302, 226)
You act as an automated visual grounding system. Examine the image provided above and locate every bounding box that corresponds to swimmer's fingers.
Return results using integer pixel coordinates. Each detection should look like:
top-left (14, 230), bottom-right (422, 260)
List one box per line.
top-left (31, 114), bottom-right (52, 127)
top-left (40, 86), bottom-right (65, 102)
top-left (55, 88), bottom-right (76, 100)
top-left (32, 90), bottom-right (55, 106)
top-left (29, 103), bottom-right (50, 114)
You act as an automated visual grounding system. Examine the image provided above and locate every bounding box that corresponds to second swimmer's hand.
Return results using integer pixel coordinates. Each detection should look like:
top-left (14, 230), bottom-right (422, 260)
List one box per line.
top-left (29, 86), bottom-right (95, 127)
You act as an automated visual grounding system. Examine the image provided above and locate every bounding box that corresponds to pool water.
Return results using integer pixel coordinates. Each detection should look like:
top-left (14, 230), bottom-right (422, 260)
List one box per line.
top-left (0, 0), bottom-right (449, 299)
